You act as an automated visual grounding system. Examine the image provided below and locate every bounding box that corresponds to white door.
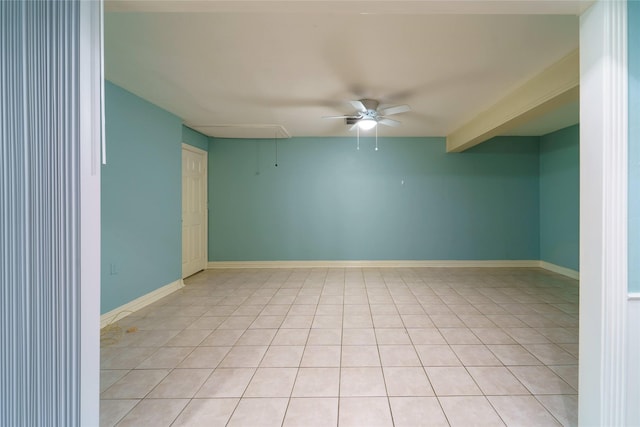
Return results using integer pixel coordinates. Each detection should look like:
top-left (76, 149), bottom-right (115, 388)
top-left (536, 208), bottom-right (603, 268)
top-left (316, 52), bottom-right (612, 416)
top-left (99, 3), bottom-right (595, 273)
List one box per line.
top-left (182, 144), bottom-right (207, 278)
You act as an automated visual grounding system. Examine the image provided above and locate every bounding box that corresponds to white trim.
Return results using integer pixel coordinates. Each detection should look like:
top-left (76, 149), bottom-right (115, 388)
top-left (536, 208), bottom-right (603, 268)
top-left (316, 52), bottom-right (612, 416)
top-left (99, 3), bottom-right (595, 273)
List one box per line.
top-left (207, 260), bottom-right (542, 269)
top-left (538, 261), bottom-right (579, 280)
top-left (579, 1), bottom-right (628, 424)
top-left (627, 298), bottom-right (640, 425)
top-left (182, 142), bottom-right (207, 155)
top-left (446, 50), bottom-right (579, 152)
top-left (100, 279), bottom-right (185, 328)
top-left (181, 143), bottom-right (208, 278)
top-left (79, 1), bottom-right (102, 424)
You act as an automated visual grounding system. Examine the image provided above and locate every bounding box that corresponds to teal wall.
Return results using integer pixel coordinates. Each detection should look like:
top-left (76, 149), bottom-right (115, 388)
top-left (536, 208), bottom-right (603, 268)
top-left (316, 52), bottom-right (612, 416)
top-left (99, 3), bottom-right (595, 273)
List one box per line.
top-left (208, 136), bottom-right (540, 261)
top-left (630, 0), bottom-right (639, 293)
top-left (182, 126), bottom-right (209, 151)
top-left (539, 125), bottom-right (580, 271)
top-left (102, 81), bottom-right (183, 313)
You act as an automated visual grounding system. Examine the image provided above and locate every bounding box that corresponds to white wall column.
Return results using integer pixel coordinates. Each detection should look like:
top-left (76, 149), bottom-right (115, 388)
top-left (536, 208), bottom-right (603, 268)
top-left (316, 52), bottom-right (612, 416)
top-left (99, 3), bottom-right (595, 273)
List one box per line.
top-left (579, 0), bottom-right (628, 425)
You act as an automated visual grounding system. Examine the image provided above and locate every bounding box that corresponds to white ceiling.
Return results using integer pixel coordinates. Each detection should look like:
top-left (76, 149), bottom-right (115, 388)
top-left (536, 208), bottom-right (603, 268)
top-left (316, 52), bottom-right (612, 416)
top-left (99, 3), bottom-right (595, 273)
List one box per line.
top-left (105, 0), bottom-right (584, 140)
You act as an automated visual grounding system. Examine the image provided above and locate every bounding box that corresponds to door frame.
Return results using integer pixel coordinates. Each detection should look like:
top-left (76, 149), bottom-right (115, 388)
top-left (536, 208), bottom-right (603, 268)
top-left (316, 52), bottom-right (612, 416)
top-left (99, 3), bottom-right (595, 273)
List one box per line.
top-left (181, 143), bottom-right (208, 278)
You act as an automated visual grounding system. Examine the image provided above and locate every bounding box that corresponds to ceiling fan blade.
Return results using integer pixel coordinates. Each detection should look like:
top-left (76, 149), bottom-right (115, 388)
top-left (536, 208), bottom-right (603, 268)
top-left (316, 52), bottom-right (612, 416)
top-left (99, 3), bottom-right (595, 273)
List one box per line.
top-left (378, 118), bottom-right (401, 127)
top-left (350, 100), bottom-right (367, 112)
top-left (323, 115), bottom-right (357, 119)
top-left (379, 104), bottom-right (411, 116)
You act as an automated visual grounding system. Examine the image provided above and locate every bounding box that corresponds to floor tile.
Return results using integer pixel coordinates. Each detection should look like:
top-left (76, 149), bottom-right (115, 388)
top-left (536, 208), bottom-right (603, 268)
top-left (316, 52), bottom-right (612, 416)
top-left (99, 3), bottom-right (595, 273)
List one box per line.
top-left (379, 345), bottom-right (421, 366)
top-left (272, 328), bottom-right (310, 345)
top-left (307, 328), bottom-right (342, 345)
top-left (373, 314), bottom-right (404, 328)
top-left (396, 304), bottom-right (426, 315)
top-left (195, 367), bottom-right (255, 397)
top-left (415, 345), bottom-right (461, 366)
top-left (101, 369), bottom-right (170, 399)
top-left (508, 366), bottom-right (577, 394)
top-left (338, 397), bottom-right (394, 427)
top-left (187, 316), bottom-right (227, 330)
top-left (487, 344), bottom-right (541, 366)
top-left (301, 345), bottom-right (341, 367)
top-left (235, 328), bottom-right (278, 345)
top-left (101, 268), bottom-right (579, 426)
top-left (342, 328), bottom-right (377, 345)
top-left (100, 399), bottom-right (138, 427)
top-left (536, 394), bottom-right (579, 426)
top-left (147, 368), bottom-right (211, 398)
top-left (178, 346), bottom-right (231, 368)
top-left (262, 304), bottom-right (293, 315)
top-left (136, 347), bottom-right (193, 369)
top-left (340, 367), bottom-right (387, 396)
top-left (407, 328), bottom-right (447, 345)
top-left (281, 315), bottom-right (314, 328)
top-left (467, 366), bottom-right (529, 395)
top-left (343, 314), bottom-right (374, 328)
top-left (522, 343), bottom-right (578, 365)
top-left (457, 314), bottom-right (497, 328)
top-left (548, 364), bottom-right (579, 390)
top-left (341, 345), bottom-right (381, 366)
top-left (536, 327), bottom-right (579, 344)
top-left (503, 327), bottom-right (551, 344)
top-left (283, 397), bottom-right (338, 427)
top-left (115, 398), bottom-right (188, 427)
top-left (440, 328), bottom-right (482, 345)
top-left (218, 345), bottom-right (268, 367)
top-left (100, 369), bottom-right (129, 393)
top-left (226, 398), bottom-right (288, 427)
top-left (375, 328), bottom-right (412, 345)
top-left (312, 315), bottom-right (343, 329)
top-left (439, 396), bottom-right (505, 427)
top-left (450, 344), bottom-right (502, 366)
top-left (425, 367), bottom-right (482, 396)
top-left (101, 347), bottom-right (157, 370)
top-left (389, 397), bottom-right (448, 427)
top-left (370, 304), bottom-right (399, 315)
top-left (429, 314), bottom-right (465, 328)
top-left (383, 367), bottom-right (434, 396)
top-left (218, 315), bottom-right (256, 330)
top-left (165, 329), bottom-right (212, 347)
top-left (250, 315), bottom-right (285, 329)
top-left (401, 314), bottom-right (435, 328)
top-left (488, 395), bottom-right (562, 426)
top-left (344, 303), bottom-right (371, 314)
top-left (470, 328), bottom-right (517, 345)
top-left (292, 367), bottom-right (340, 397)
top-left (260, 345), bottom-right (305, 367)
top-left (244, 367), bottom-right (298, 397)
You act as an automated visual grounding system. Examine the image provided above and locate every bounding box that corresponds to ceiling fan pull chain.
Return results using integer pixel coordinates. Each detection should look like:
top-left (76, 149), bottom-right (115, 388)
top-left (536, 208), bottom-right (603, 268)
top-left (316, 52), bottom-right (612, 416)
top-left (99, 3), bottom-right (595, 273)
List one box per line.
top-left (274, 129), bottom-right (278, 167)
top-left (375, 125), bottom-right (379, 151)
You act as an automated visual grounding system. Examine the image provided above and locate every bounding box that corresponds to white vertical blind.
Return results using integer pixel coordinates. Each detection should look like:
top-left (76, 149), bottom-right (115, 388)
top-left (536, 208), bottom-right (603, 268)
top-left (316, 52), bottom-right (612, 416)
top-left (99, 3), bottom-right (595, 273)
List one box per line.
top-left (1, 1), bottom-right (101, 425)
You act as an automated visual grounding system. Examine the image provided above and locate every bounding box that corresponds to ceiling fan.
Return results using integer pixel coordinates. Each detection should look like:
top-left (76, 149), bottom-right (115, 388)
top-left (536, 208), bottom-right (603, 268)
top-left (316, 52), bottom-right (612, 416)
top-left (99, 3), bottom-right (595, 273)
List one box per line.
top-left (323, 99), bottom-right (411, 131)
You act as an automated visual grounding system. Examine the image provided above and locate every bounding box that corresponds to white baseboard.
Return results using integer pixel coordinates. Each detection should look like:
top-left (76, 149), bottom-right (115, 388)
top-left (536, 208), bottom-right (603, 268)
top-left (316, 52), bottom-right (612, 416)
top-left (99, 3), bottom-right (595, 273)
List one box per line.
top-left (627, 298), bottom-right (640, 424)
top-left (207, 260), bottom-right (541, 269)
top-left (100, 279), bottom-right (185, 328)
top-left (207, 259), bottom-right (580, 280)
top-left (538, 261), bottom-right (579, 280)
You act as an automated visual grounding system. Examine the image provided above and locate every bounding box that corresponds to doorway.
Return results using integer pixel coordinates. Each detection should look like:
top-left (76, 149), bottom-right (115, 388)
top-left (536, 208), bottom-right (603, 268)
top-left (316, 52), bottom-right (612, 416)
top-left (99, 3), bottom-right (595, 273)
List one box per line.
top-left (182, 144), bottom-right (208, 278)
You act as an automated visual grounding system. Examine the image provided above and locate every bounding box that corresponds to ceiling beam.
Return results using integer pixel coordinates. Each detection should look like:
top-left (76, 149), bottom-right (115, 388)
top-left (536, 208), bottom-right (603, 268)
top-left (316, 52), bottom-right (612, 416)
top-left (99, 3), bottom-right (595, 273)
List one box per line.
top-left (105, 0), bottom-right (592, 15)
top-left (446, 49), bottom-right (579, 153)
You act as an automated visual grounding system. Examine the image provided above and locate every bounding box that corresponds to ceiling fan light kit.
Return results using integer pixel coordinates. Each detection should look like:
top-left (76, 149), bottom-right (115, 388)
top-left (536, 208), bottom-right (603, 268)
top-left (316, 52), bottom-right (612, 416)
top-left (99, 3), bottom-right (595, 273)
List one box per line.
top-left (357, 117), bottom-right (377, 130)
top-left (322, 98), bottom-right (410, 151)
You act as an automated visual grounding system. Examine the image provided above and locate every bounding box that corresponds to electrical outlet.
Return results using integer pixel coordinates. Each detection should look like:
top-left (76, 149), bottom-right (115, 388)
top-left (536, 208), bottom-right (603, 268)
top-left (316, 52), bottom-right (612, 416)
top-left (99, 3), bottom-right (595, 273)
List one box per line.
top-left (109, 263), bottom-right (118, 275)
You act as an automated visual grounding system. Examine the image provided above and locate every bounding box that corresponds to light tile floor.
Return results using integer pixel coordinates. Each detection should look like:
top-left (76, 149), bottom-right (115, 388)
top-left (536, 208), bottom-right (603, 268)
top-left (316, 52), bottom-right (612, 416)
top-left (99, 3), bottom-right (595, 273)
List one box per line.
top-left (100, 267), bottom-right (578, 426)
